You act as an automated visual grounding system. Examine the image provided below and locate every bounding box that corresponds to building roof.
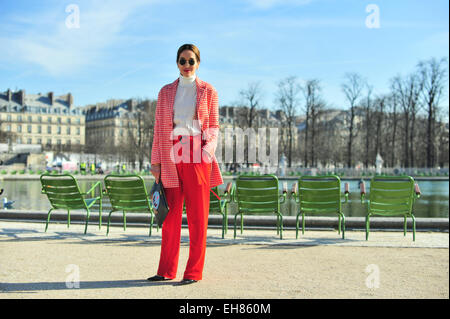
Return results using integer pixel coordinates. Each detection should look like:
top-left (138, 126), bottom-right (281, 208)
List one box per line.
top-left (0, 89), bottom-right (83, 116)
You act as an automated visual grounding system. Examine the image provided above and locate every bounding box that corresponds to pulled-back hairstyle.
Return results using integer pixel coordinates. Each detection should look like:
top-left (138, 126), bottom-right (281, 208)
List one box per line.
top-left (176, 44), bottom-right (201, 63)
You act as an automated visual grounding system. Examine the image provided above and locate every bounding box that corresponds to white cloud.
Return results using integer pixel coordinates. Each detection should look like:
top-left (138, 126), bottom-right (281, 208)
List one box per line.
top-left (244, 0), bottom-right (314, 10)
top-left (0, 0), bottom-right (156, 76)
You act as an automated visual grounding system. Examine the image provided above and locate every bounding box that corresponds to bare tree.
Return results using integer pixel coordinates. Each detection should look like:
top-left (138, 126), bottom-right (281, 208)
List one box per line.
top-left (373, 95), bottom-right (387, 160)
top-left (391, 73), bottom-right (423, 167)
top-left (276, 76), bottom-right (301, 167)
top-left (125, 99), bottom-right (156, 171)
top-left (385, 92), bottom-right (400, 167)
top-left (341, 73), bottom-right (365, 168)
top-left (417, 57), bottom-right (448, 167)
top-left (301, 79), bottom-right (325, 167)
top-left (238, 81), bottom-right (263, 130)
top-left (362, 84), bottom-right (374, 168)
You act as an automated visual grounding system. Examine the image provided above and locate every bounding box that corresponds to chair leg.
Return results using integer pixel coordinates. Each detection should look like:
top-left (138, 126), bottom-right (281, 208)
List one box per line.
top-left (240, 214), bottom-right (244, 234)
top-left (234, 214), bottom-right (238, 239)
top-left (403, 215), bottom-right (407, 237)
top-left (412, 215), bottom-right (416, 241)
top-left (224, 204), bottom-right (229, 234)
top-left (45, 208), bottom-right (54, 232)
top-left (340, 214), bottom-right (346, 239)
top-left (123, 211), bottom-right (127, 231)
top-left (67, 209), bottom-right (71, 228)
top-left (302, 213), bottom-right (305, 235)
top-left (296, 213), bottom-right (300, 239)
top-left (106, 211), bottom-right (113, 236)
top-left (366, 214), bottom-right (370, 241)
top-left (99, 200), bottom-right (102, 230)
top-left (338, 214), bottom-right (341, 234)
top-left (278, 213), bottom-right (283, 240)
top-left (149, 212), bottom-right (154, 237)
top-left (84, 209), bottom-right (90, 234)
top-left (219, 212), bottom-right (225, 239)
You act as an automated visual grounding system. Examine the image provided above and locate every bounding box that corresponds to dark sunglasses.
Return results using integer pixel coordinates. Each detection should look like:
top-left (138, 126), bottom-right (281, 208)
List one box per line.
top-left (179, 58), bottom-right (196, 66)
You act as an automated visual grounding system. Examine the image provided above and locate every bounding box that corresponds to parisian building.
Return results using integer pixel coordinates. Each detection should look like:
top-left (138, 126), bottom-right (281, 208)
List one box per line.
top-left (0, 89), bottom-right (85, 150)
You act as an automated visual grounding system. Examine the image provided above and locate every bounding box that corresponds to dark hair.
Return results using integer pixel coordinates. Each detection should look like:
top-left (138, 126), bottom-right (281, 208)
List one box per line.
top-left (176, 44), bottom-right (201, 63)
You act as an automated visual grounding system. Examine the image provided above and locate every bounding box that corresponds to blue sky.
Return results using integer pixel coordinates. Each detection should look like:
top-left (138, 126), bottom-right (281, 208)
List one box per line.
top-left (0, 0), bottom-right (448, 114)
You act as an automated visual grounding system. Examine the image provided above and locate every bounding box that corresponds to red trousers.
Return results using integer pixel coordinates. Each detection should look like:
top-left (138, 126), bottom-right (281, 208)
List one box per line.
top-left (157, 136), bottom-right (211, 281)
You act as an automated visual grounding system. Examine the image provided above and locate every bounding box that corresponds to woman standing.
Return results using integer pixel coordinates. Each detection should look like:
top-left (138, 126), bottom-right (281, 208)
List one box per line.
top-left (148, 44), bottom-right (223, 285)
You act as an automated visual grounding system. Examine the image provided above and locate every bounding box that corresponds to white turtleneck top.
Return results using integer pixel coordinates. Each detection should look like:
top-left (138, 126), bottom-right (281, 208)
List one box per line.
top-left (173, 74), bottom-right (201, 136)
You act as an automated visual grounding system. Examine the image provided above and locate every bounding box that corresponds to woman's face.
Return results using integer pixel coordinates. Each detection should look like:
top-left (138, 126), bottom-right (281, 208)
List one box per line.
top-left (177, 49), bottom-right (199, 77)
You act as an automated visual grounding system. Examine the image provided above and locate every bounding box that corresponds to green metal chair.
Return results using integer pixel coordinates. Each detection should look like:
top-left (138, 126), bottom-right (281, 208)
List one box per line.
top-left (360, 176), bottom-right (421, 241)
top-left (209, 182), bottom-right (234, 239)
top-left (103, 174), bottom-right (155, 236)
top-left (233, 175), bottom-right (287, 239)
top-left (291, 175), bottom-right (348, 239)
top-left (40, 173), bottom-right (103, 234)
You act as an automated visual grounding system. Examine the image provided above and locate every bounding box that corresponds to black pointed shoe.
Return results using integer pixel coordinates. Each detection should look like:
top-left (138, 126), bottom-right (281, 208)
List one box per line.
top-left (174, 279), bottom-right (198, 286)
top-left (147, 275), bottom-right (172, 282)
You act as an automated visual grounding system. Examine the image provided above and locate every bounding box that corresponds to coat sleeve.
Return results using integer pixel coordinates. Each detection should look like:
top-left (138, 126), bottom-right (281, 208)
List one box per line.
top-left (202, 88), bottom-right (219, 158)
top-left (151, 89), bottom-right (163, 164)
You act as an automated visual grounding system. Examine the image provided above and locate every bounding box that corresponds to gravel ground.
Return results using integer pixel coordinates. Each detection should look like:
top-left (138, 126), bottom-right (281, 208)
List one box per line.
top-left (0, 220), bottom-right (448, 299)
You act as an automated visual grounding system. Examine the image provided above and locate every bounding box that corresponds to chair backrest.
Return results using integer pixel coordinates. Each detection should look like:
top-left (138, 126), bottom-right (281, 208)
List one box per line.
top-left (235, 175), bottom-right (280, 213)
top-left (40, 173), bottom-right (86, 209)
top-left (298, 175), bottom-right (341, 213)
top-left (104, 174), bottom-right (151, 212)
top-left (368, 176), bottom-right (415, 216)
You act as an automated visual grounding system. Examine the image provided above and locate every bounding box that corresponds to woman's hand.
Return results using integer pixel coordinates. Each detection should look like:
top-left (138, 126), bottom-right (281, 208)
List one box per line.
top-left (150, 164), bottom-right (161, 183)
top-left (202, 149), bottom-right (213, 164)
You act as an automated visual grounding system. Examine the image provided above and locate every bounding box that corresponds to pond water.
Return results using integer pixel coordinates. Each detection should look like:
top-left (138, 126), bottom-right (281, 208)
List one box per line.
top-left (1, 179), bottom-right (448, 218)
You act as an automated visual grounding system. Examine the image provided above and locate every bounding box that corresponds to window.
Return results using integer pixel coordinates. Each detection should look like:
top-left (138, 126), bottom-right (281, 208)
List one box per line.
top-left (7, 115), bottom-right (11, 121)
top-left (57, 117), bottom-right (61, 124)
top-left (37, 138), bottom-right (42, 144)
top-left (76, 127), bottom-right (80, 135)
top-left (66, 127), bottom-right (71, 134)
top-left (67, 118), bottom-right (71, 124)
top-left (6, 125), bottom-right (11, 132)
top-left (17, 115), bottom-right (22, 122)
top-left (47, 126), bottom-right (52, 134)
top-left (47, 117), bottom-right (52, 123)
top-left (27, 125), bottom-right (32, 133)
top-left (38, 116), bottom-right (42, 122)
top-left (37, 126), bottom-right (42, 133)
top-left (28, 116), bottom-right (32, 122)
top-left (46, 139), bottom-right (51, 145)
top-left (17, 125), bottom-right (22, 133)
top-left (57, 139), bottom-right (61, 145)
top-left (57, 126), bottom-right (61, 134)
top-left (27, 138), bottom-right (32, 144)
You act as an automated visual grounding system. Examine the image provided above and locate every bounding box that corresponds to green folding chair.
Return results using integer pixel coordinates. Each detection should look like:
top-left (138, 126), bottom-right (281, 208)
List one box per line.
top-left (360, 176), bottom-right (421, 241)
top-left (291, 175), bottom-right (348, 239)
top-left (103, 174), bottom-right (155, 236)
top-left (40, 173), bottom-right (103, 234)
top-left (209, 183), bottom-right (234, 239)
top-left (233, 175), bottom-right (287, 239)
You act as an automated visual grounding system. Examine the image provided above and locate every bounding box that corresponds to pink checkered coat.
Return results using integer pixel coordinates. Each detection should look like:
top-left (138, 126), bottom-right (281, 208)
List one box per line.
top-left (151, 77), bottom-right (224, 188)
